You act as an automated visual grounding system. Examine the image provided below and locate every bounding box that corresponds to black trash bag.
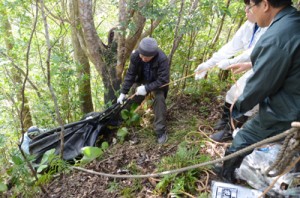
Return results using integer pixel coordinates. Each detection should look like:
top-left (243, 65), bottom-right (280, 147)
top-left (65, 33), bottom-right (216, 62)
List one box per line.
top-left (29, 102), bottom-right (123, 163)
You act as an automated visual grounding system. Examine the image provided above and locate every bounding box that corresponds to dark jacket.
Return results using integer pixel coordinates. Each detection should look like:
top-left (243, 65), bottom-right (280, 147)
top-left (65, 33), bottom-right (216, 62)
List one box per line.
top-left (121, 49), bottom-right (170, 95)
top-left (233, 6), bottom-right (300, 129)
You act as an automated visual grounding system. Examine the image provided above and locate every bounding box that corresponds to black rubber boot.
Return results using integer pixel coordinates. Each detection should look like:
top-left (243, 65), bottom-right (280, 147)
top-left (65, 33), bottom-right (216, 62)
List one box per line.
top-left (213, 150), bottom-right (244, 183)
top-left (210, 124), bottom-right (232, 142)
top-left (213, 102), bottom-right (232, 131)
top-left (210, 115), bottom-right (249, 142)
top-left (234, 115), bottom-right (248, 128)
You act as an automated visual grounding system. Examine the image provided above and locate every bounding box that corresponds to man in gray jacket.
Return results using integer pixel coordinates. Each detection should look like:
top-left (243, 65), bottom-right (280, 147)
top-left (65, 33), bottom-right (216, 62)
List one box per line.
top-left (217, 0), bottom-right (300, 183)
top-left (117, 37), bottom-right (170, 144)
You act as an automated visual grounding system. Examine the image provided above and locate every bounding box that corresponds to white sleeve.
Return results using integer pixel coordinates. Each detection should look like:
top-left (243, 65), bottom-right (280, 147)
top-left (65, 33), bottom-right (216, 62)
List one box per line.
top-left (203, 21), bottom-right (254, 68)
top-left (229, 48), bottom-right (253, 64)
top-left (228, 26), bottom-right (268, 65)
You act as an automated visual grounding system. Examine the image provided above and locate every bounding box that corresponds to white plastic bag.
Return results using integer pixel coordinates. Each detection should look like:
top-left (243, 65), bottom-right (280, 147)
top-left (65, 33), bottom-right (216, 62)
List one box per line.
top-left (235, 143), bottom-right (300, 196)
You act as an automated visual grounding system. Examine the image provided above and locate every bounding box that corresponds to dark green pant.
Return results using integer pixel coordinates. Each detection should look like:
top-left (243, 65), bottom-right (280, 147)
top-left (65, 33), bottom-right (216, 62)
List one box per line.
top-left (220, 115), bottom-right (292, 182)
top-left (228, 115), bottom-right (292, 154)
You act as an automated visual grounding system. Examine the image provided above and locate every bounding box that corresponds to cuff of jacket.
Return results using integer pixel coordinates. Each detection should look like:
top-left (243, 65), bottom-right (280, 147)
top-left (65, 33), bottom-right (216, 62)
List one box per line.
top-left (144, 84), bottom-right (150, 93)
top-left (232, 105), bottom-right (245, 120)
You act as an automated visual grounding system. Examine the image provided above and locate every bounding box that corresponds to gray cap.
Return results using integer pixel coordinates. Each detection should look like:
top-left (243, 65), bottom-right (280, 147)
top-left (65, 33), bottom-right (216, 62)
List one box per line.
top-left (138, 37), bottom-right (158, 57)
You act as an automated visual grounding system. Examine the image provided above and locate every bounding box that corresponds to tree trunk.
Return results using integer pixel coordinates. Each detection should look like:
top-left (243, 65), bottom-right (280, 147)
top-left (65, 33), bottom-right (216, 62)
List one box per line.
top-left (78, 0), bottom-right (154, 103)
top-left (78, 0), bottom-right (122, 103)
top-left (69, 0), bottom-right (94, 114)
top-left (1, 6), bottom-right (33, 130)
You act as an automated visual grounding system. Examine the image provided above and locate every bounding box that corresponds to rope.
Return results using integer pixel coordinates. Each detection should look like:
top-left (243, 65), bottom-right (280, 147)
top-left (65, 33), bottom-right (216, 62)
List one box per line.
top-left (72, 124), bottom-right (299, 179)
top-left (264, 133), bottom-right (294, 176)
top-left (160, 73), bottom-right (196, 88)
top-left (259, 156), bottom-right (300, 198)
top-left (265, 127), bottom-right (300, 177)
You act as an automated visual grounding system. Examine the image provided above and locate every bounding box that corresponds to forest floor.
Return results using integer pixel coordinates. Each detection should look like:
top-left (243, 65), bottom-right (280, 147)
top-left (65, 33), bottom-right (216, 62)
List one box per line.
top-left (39, 90), bottom-right (232, 198)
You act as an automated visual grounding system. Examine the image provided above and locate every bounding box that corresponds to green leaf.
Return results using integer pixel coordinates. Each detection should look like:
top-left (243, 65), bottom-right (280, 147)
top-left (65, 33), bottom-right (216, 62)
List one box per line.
top-left (0, 183), bottom-right (7, 192)
top-left (117, 127), bottom-right (128, 137)
top-left (11, 155), bottom-right (23, 165)
top-left (40, 149), bottom-right (56, 165)
top-left (36, 165), bottom-right (48, 173)
top-left (101, 142), bottom-right (109, 151)
top-left (80, 146), bottom-right (103, 164)
top-left (130, 103), bottom-right (139, 111)
top-left (130, 113), bottom-right (140, 123)
top-left (117, 127), bottom-right (128, 143)
top-left (121, 109), bottom-right (129, 120)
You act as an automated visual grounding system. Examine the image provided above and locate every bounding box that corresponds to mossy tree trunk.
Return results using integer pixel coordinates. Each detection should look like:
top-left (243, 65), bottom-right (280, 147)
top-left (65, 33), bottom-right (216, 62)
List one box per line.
top-left (69, 0), bottom-right (94, 114)
top-left (1, 5), bottom-right (33, 131)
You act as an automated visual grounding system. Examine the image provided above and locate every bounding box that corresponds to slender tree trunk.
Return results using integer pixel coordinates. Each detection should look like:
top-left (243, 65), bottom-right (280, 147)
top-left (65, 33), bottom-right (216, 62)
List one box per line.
top-left (69, 0), bottom-right (93, 114)
top-left (40, 0), bottom-right (65, 160)
top-left (210, 0), bottom-right (231, 50)
top-left (169, 0), bottom-right (185, 67)
top-left (169, 0), bottom-right (199, 67)
top-left (182, 31), bottom-right (197, 91)
top-left (296, 0), bottom-right (300, 10)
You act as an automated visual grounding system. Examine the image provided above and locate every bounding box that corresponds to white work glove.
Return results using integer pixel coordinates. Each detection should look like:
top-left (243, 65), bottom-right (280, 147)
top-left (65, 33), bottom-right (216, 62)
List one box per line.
top-left (117, 93), bottom-right (126, 104)
top-left (216, 59), bottom-right (232, 70)
top-left (135, 85), bottom-right (147, 96)
top-left (194, 63), bottom-right (209, 80)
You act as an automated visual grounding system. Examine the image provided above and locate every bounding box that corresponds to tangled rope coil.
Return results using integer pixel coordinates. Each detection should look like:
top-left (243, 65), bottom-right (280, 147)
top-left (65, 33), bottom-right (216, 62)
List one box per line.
top-left (265, 122), bottom-right (300, 177)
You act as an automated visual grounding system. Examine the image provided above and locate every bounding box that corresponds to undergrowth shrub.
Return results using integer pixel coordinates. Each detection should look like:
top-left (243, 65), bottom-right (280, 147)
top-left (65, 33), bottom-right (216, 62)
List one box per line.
top-left (155, 142), bottom-right (211, 197)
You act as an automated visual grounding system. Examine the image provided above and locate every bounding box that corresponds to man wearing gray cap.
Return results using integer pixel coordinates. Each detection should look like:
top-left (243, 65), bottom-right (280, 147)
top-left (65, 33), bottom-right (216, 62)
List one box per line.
top-left (117, 37), bottom-right (170, 144)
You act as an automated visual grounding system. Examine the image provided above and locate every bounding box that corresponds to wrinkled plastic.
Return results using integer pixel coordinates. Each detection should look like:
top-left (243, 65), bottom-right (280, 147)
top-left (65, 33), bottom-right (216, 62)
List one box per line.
top-left (29, 103), bottom-right (123, 163)
top-left (21, 132), bottom-right (31, 154)
top-left (235, 143), bottom-right (300, 196)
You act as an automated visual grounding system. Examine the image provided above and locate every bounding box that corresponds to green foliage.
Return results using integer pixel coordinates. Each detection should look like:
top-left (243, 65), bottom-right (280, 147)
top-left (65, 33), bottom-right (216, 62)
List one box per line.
top-left (117, 103), bottom-right (141, 143)
top-left (107, 179), bottom-right (119, 193)
top-left (0, 182), bottom-right (7, 192)
top-left (78, 142), bottom-right (109, 165)
top-left (120, 179), bottom-right (142, 198)
top-left (120, 103), bottom-right (141, 126)
top-left (79, 146), bottom-right (103, 165)
top-left (155, 142), bottom-right (211, 196)
top-left (4, 149), bottom-right (40, 197)
top-left (117, 127), bottom-right (128, 144)
top-left (37, 149), bottom-right (60, 174)
top-left (35, 149), bottom-right (70, 187)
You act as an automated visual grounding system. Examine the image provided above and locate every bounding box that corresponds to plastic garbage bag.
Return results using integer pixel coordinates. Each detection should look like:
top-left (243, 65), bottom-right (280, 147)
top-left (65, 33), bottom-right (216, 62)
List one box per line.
top-left (20, 126), bottom-right (45, 154)
top-left (235, 143), bottom-right (300, 197)
top-left (21, 132), bottom-right (32, 154)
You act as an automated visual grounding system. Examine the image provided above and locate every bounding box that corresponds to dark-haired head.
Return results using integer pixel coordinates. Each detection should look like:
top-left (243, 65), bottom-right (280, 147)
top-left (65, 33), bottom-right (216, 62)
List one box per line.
top-left (244, 0), bottom-right (250, 5)
top-left (250, 0), bottom-right (292, 8)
